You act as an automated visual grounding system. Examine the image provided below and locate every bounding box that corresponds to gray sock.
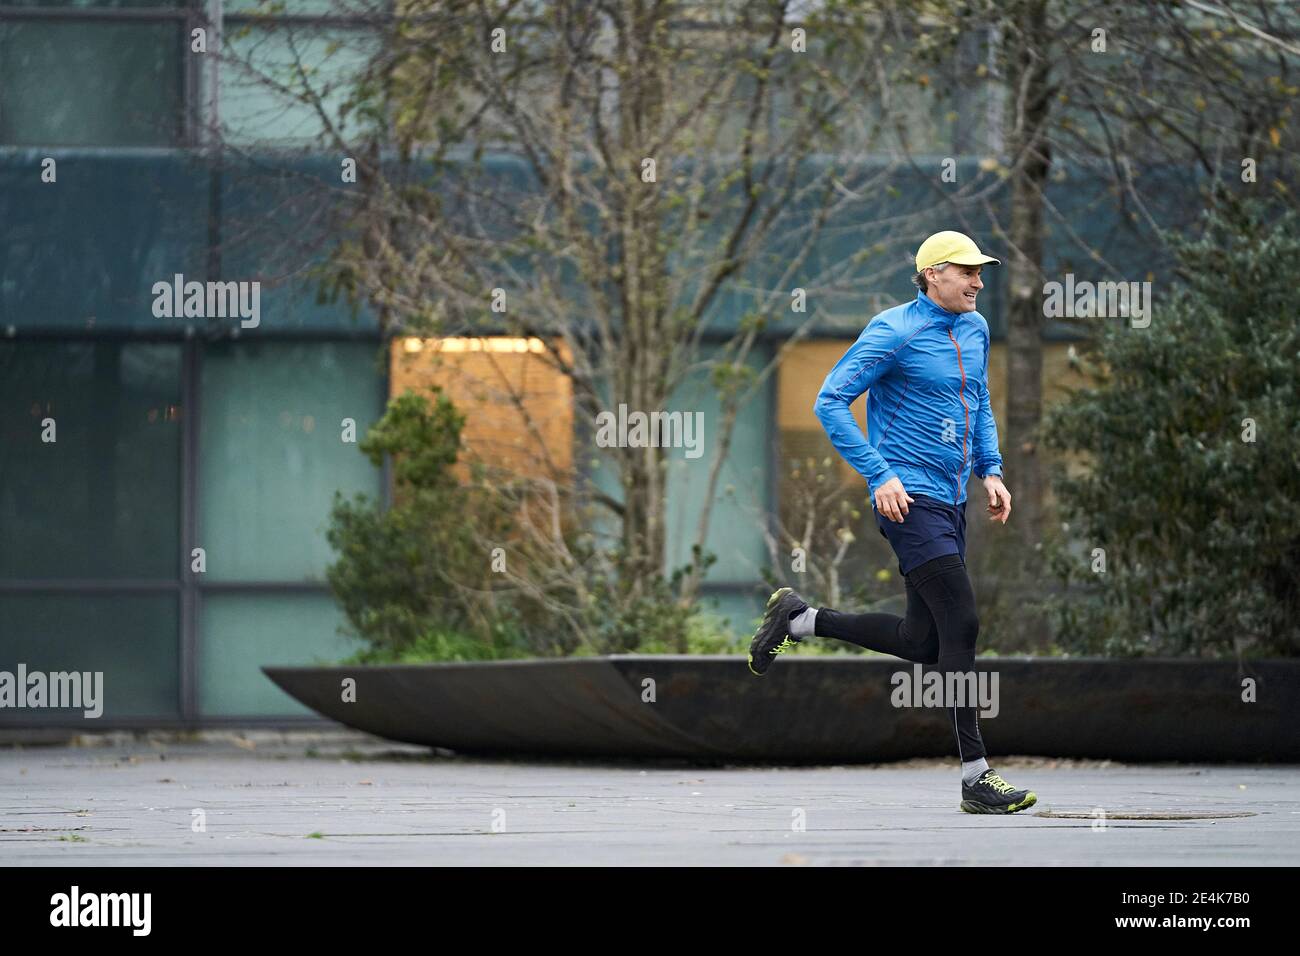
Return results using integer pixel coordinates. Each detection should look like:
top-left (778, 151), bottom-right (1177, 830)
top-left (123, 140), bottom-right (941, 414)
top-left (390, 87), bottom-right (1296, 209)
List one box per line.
top-left (788, 606), bottom-right (818, 639)
top-left (962, 758), bottom-right (990, 786)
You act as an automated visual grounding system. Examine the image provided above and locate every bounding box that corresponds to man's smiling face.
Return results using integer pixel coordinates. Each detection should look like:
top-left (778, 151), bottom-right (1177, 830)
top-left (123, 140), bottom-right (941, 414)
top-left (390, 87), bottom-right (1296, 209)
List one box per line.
top-left (926, 263), bottom-right (985, 314)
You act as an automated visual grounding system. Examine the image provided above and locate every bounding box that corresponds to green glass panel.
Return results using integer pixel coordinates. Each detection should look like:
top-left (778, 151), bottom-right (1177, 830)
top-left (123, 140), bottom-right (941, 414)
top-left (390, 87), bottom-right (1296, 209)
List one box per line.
top-left (0, 593), bottom-right (179, 721)
top-left (220, 24), bottom-right (376, 145)
top-left (0, 342), bottom-right (182, 579)
top-left (0, 153), bottom-right (211, 332)
top-left (697, 589), bottom-right (763, 644)
top-left (197, 341), bottom-right (383, 581)
top-left (581, 348), bottom-right (772, 587)
top-left (2, 1), bottom-right (186, 7)
top-left (0, 21), bottom-right (183, 147)
top-left (198, 591), bottom-right (355, 716)
top-left (217, 157), bottom-right (382, 332)
top-left (663, 343), bottom-right (772, 585)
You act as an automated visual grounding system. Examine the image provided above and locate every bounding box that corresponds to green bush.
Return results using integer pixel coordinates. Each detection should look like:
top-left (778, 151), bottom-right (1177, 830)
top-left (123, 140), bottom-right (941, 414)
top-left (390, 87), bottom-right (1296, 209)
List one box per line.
top-left (1038, 200), bottom-right (1300, 657)
top-left (327, 385), bottom-right (717, 660)
top-left (338, 626), bottom-right (532, 664)
top-left (326, 387), bottom-right (522, 659)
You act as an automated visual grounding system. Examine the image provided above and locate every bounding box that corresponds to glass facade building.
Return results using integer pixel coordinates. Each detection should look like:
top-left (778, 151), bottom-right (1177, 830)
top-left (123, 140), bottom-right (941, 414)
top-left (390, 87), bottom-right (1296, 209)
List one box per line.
top-left (2, 4), bottom-right (1139, 727)
top-left (1, 1), bottom-right (389, 724)
top-left (0, 1), bottom-right (785, 725)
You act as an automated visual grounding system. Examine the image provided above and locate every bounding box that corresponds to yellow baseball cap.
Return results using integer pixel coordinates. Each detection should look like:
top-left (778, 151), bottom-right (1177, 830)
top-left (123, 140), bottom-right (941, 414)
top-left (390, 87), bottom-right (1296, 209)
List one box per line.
top-left (915, 231), bottom-right (1001, 272)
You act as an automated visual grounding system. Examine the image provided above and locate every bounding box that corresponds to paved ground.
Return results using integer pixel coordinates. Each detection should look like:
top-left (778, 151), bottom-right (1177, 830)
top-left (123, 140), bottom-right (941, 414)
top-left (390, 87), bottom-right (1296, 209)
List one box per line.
top-left (2, 732), bottom-right (1296, 866)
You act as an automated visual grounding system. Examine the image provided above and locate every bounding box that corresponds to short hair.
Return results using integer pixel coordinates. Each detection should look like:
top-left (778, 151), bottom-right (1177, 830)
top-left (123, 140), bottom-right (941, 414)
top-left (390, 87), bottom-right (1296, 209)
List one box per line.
top-left (912, 261), bottom-right (950, 292)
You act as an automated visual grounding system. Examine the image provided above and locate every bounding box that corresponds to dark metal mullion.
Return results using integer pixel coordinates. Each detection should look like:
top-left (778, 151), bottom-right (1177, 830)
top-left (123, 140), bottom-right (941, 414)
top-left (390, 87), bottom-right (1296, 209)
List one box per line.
top-left (8, 328), bottom-right (384, 342)
top-left (205, 0), bottom-right (222, 150)
top-left (0, 578), bottom-right (329, 592)
top-left (223, 13), bottom-right (383, 29)
top-left (0, 8), bottom-right (190, 21)
top-left (0, 7), bottom-right (429, 30)
top-left (0, 580), bottom-right (179, 592)
top-left (180, 338), bottom-right (200, 723)
top-left (196, 581), bottom-right (332, 592)
top-left (184, 114), bottom-right (221, 722)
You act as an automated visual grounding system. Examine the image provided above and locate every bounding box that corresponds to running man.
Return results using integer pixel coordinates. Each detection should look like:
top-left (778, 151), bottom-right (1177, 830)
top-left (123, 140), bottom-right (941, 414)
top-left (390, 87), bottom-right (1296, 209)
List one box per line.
top-left (748, 230), bottom-right (1036, 815)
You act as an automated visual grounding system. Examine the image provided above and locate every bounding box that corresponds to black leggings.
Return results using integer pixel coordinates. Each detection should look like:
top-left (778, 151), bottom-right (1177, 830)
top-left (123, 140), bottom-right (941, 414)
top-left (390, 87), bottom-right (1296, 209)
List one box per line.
top-left (814, 553), bottom-right (986, 762)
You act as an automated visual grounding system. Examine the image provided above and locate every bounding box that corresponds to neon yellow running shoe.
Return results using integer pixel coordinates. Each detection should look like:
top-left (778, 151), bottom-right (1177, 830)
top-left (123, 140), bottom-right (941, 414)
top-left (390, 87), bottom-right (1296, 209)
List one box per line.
top-left (960, 769), bottom-right (1037, 814)
top-left (746, 587), bottom-right (810, 676)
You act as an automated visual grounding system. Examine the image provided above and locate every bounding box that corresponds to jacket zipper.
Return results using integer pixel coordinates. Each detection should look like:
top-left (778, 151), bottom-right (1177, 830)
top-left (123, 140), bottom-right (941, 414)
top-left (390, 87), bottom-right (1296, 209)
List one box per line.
top-left (948, 329), bottom-right (970, 505)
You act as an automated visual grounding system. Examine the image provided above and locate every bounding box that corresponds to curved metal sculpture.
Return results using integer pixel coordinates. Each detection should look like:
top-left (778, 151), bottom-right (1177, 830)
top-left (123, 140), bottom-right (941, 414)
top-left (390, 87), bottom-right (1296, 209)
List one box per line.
top-left (263, 657), bottom-right (1300, 762)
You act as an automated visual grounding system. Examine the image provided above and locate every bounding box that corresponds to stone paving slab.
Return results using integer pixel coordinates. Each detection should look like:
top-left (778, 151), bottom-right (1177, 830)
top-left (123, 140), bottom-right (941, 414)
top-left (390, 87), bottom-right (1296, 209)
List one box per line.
top-left (1, 733), bottom-right (1296, 866)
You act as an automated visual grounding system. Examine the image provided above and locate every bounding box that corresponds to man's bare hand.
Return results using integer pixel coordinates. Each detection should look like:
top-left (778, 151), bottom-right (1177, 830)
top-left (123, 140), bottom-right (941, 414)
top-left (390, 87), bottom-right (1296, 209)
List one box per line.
top-left (984, 475), bottom-right (1011, 524)
top-left (875, 477), bottom-right (915, 523)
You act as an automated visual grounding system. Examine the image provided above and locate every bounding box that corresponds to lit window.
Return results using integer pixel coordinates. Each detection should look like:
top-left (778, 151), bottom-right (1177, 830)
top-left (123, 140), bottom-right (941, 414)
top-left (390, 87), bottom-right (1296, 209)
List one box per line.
top-left (390, 336), bottom-right (572, 481)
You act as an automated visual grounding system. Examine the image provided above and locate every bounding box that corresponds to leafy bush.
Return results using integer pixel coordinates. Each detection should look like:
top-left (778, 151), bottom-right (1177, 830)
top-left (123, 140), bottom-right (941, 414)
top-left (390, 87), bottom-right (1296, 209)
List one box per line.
top-left (327, 385), bottom-right (717, 660)
top-left (1037, 201), bottom-right (1300, 657)
top-left (326, 387), bottom-right (521, 659)
top-left (338, 626), bottom-right (531, 664)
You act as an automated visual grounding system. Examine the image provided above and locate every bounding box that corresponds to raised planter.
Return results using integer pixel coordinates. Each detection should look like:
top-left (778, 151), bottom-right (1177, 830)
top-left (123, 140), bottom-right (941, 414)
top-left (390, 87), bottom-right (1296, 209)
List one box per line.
top-left (262, 657), bottom-right (1299, 762)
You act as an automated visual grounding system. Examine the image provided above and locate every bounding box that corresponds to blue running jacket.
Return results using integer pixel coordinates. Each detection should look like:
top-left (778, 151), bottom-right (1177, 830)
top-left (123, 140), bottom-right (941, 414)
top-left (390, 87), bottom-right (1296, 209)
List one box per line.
top-left (813, 290), bottom-right (1003, 507)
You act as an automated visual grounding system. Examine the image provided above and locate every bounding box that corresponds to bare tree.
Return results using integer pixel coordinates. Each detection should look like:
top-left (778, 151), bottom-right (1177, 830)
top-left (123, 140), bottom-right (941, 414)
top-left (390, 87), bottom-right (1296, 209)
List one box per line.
top-left (214, 1), bottom-right (1296, 650)
top-left (266, 0), bottom-right (969, 643)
